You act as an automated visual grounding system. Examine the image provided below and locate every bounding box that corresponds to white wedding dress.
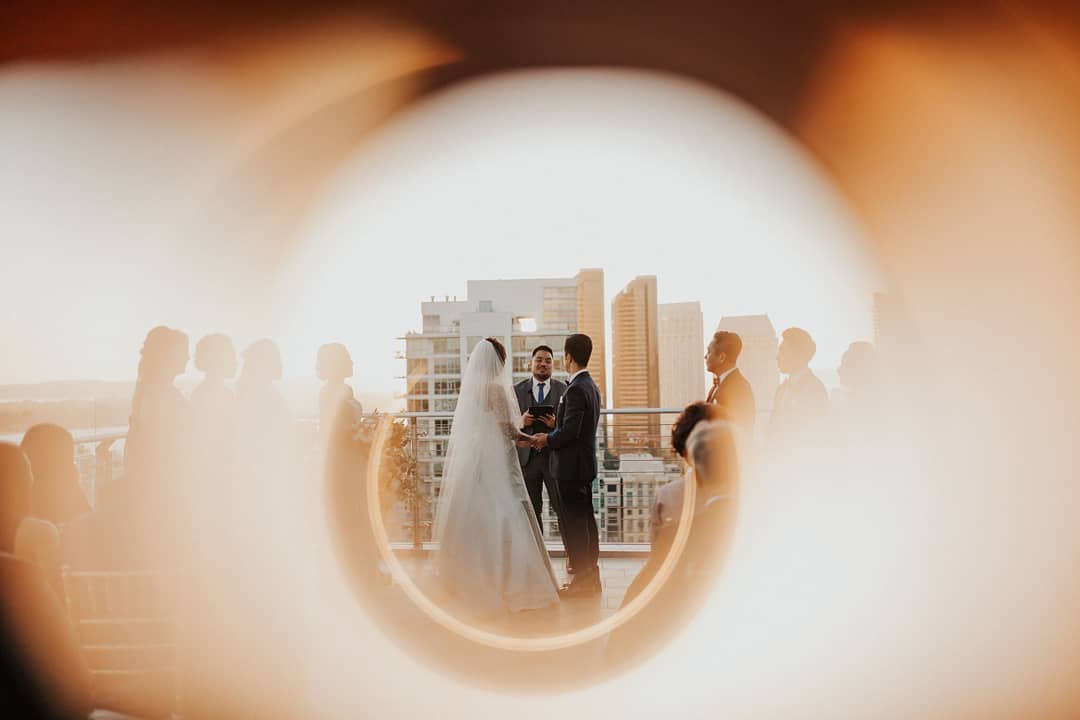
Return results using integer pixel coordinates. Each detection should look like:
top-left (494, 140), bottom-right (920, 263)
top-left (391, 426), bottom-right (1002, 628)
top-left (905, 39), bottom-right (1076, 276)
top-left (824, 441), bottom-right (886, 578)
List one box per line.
top-left (433, 340), bottom-right (560, 615)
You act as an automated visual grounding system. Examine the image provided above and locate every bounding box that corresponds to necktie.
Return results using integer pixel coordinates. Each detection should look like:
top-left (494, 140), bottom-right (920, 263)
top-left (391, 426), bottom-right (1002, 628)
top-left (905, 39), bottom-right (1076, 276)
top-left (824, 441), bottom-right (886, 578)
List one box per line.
top-left (536, 382), bottom-right (545, 404)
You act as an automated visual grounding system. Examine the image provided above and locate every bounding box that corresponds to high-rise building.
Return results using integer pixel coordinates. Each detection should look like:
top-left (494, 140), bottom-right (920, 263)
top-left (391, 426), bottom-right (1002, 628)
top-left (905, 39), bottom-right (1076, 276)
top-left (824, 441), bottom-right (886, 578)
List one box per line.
top-left (400, 271), bottom-right (607, 541)
top-left (715, 314), bottom-right (779, 423)
top-left (576, 268), bottom-right (607, 406)
top-left (658, 301), bottom-right (705, 449)
top-left (658, 302), bottom-right (705, 409)
top-left (611, 275), bottom-right (660, 453)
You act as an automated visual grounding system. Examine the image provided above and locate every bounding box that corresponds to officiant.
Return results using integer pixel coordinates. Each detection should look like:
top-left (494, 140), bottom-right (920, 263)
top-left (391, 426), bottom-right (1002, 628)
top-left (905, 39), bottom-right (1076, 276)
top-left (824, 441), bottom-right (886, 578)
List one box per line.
top-left (514, 344), bottom-right (566, 537)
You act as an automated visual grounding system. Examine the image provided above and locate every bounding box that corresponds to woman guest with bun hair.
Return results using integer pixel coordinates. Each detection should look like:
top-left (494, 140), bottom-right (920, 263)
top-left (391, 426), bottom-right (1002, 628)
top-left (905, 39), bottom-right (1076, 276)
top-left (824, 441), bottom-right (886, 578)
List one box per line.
top-left (316, 342), bottom-right (363, 440)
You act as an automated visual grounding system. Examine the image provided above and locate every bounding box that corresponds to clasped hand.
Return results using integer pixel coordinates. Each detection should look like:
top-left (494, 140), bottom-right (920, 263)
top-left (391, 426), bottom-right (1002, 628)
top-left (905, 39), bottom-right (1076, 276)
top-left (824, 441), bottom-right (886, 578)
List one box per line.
top-left (516, 433), bottom-right (548, 449)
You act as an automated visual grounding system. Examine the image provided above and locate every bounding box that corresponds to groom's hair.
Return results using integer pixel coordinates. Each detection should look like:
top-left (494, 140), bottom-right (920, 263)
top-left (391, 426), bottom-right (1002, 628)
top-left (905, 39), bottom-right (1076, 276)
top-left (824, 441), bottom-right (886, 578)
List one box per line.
top-left (484, 337), bottom-right (507, 363)
top-left (564, 334), bottom-right (592, 367)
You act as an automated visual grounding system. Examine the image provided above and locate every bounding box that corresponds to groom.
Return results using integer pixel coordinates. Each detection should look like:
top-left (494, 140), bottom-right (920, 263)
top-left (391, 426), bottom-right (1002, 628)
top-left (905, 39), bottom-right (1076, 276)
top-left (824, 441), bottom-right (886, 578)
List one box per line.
top-left (530, 333), bottom-right (602, 598)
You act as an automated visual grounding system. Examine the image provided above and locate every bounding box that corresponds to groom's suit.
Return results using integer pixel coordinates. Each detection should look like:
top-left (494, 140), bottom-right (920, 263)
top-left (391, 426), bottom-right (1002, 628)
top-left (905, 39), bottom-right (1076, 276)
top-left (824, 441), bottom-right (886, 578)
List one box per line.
top-left (545, 369), bottom-right (601, 586)
top-left (514, 376), bottom-right (566, 535)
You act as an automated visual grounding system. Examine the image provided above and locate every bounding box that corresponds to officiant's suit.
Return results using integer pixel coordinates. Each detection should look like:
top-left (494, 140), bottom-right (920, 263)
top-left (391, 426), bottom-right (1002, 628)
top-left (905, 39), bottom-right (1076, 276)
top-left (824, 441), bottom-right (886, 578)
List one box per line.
top-left (545, 369), bottom-right (602, 590)
top-left (514, 375), bottom-right (566, 535)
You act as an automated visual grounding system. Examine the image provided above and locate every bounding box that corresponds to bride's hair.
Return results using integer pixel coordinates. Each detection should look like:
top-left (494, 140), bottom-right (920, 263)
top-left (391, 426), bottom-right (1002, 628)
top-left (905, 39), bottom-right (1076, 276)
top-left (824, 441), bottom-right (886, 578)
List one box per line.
top-left (484, 337), bottom-right (507, 364)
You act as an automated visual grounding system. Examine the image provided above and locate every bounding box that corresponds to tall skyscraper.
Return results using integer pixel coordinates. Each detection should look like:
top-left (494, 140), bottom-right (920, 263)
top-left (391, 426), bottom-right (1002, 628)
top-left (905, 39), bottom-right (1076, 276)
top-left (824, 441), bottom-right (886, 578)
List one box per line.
top-left (658, 302), bottom-right (706, 408)
top-left (716, 314), bottom-right (779, 418)
top-left (576, 268), bottom-right (607, 406)
top-left (658, 302), bottom-right (705, 448)
top-left (611, 275), bottom-right (660, 453)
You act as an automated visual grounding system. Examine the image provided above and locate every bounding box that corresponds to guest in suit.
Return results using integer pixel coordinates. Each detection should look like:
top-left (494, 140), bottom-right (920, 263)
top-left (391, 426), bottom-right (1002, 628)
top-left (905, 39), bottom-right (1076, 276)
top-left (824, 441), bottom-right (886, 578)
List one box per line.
top-left (768, 326), bottom-right (828, 448)
top-left (833, 341), bottom-right (879, 410)
top-left (19, 423), bottom-right (89, 527)
top-left (513, 344), bottom-right (566, 537)
top-left (531, 334), bottom-right (602, 597)
top-left (704, 330), bottom-right (756, 440)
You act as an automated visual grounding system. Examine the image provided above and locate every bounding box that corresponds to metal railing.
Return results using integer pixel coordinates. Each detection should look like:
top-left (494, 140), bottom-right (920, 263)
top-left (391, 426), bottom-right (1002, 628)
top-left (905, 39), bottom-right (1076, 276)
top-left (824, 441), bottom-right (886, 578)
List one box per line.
top-left (50, 408), bottom-right (690, 551)
top-left (71, 430), bottom-right (129, 508)
top-left (393, 408), bottom-right (689, 550)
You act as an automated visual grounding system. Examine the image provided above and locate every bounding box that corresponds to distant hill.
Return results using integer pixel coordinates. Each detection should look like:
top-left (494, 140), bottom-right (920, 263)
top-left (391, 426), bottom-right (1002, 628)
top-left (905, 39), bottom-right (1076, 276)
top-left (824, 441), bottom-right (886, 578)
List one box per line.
top-left (0, 381), bottom-right (134, 402)
top-left (0, 378), bottom-right (401, 434)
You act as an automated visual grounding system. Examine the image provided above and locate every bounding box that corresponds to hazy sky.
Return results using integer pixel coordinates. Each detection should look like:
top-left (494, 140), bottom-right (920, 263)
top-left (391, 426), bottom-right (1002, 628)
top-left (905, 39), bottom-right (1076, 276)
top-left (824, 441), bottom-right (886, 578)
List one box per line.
top-left (2, 63), bottom-right (882, 394)
top-left (276, 70), bottom-right (883, 393)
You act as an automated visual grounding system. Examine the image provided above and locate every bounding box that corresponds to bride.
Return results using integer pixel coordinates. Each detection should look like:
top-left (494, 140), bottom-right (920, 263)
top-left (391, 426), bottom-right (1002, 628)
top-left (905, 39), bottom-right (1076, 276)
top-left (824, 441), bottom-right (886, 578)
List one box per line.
top-left (433, 337), bottom-right (560, 615)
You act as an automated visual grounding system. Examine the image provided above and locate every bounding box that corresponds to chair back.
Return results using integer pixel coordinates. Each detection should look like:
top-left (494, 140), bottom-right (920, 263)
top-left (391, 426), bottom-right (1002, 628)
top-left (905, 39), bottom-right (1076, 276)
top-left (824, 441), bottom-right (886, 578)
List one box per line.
top-left (60, 568), bottom-right (182, 719)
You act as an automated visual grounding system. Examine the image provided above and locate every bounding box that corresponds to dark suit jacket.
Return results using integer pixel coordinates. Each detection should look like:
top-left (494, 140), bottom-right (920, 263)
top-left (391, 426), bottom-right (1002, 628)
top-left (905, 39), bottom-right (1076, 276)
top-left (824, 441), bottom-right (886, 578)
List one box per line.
top-left (545, 371), bottom-right (601, 489)
top-left (514, 376), bottom-right (567, 467)
top-left (708, 368), bottom-right (756, 440)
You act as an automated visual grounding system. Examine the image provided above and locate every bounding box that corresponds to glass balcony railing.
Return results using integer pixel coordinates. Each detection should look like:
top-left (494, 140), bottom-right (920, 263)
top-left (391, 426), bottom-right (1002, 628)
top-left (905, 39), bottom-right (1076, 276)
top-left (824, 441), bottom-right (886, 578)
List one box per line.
top-left (392, 408), bottom-right (688, 550)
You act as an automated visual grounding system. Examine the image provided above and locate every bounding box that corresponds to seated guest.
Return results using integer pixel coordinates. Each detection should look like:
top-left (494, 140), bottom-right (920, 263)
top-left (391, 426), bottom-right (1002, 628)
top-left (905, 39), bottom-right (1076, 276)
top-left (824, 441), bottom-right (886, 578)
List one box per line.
top-left (650, 402), bottom-right (724, 548)
top-left (0, 439), bottom-right (63, 595)
top-left (20, 423), bottom-right (89, 527)
top-left (607, 420), bottom-right (738, 666)
top-left (623, 402), bottom-right (724, 607)
top-left (0, 443), bottom-right (92, 718)
top-left (14, 517), bottom-right (61, 595)
top-left (0, 443), bottom-right (33, 556)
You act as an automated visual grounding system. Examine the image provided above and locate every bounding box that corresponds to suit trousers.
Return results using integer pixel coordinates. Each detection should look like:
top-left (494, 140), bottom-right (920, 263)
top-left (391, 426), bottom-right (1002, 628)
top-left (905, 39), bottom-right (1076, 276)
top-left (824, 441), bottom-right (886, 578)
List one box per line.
top-left (522, 450), bottom-right (562, 536)
top-left (558, 474), bottom-right (600, 576)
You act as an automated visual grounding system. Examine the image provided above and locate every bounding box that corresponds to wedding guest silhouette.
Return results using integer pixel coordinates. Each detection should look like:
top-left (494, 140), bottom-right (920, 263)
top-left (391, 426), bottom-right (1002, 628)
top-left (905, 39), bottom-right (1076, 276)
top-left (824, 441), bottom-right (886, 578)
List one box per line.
top-left (316, 342), bottom-right (363, 439)
top-left (704, 330), bottom-right (756, 440)
top-left (124, 326), bottom-right (190, 557)
top-left (607, 419), bottom-right (738, 668)
top-left (768, 327), bottom-right (828, 448)
top-left (232, 338), bottom-right (305, 718)
top-left (0, 443), bottom-right (92, 719)
top-left (20, 423), bottom-right (89, 527)
top-left (833, 341), bottom-right (879, 410)
top-left (622, 401), bottom-right (722, 606)
top-left (191, 333), bottom-right (238, 426)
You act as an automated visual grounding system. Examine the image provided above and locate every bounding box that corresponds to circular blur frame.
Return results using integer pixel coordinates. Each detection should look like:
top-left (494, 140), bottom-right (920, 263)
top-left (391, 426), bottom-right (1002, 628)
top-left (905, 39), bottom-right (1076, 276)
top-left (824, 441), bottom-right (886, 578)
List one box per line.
top-left (364, 413), bottom-right (700, 652)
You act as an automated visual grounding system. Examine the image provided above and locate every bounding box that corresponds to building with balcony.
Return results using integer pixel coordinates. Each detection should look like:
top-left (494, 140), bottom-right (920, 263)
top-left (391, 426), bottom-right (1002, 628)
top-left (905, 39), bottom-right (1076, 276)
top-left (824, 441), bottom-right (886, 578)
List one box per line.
top-left (400, 270), bottom-right (607, 540)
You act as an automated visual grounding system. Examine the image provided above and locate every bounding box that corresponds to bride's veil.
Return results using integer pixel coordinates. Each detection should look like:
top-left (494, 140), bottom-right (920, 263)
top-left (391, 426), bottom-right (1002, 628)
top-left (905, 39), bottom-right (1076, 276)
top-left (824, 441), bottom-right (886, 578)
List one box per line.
top-left (432, 339), bottom-right (520, 544)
